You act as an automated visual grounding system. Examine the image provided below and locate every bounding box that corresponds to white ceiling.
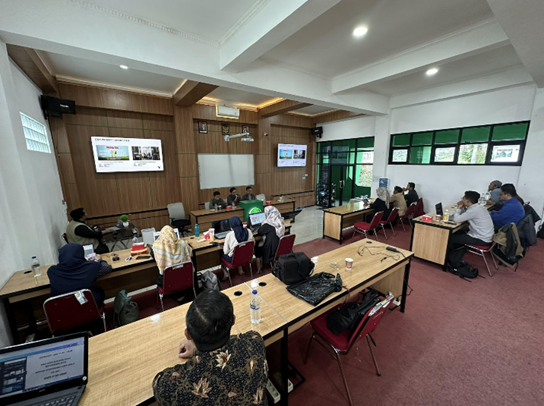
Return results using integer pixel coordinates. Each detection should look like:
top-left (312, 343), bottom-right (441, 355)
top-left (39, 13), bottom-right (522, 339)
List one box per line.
top-left (364, 45), bottom-right (524, 96)
top-left (262, 0), bottom-right (495, 78)
top-left (293, 105), bottom-right (336, 116)
top-left (204, 87), bottom-right (277, 108)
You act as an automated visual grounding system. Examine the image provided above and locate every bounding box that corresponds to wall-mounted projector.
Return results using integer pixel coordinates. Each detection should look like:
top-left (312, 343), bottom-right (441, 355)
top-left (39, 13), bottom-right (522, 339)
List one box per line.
top-left (216, 105), bottom-right (240, 119)
top-left (224, 132), bottom-right (253, 142)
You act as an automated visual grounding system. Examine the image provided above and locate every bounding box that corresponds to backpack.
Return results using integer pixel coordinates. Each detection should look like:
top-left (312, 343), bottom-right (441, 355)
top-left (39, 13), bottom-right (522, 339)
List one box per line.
top-left (201, 270), bottom-right (222, 291)
top-left (326, 290), bottom-right (381, 335)
top-left (447, 247), bottom-right (478, 279)
top-left (273, 252), bottom-right (314, 285)
top-left (113, 290), bottom-right (139, 327)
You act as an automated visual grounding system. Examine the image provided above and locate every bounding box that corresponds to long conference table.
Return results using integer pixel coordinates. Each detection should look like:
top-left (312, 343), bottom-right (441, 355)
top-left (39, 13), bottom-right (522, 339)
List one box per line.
top-left (323, 200), bottom-right (375, 244)
top-left (78, 240), bottom-right (413, 406)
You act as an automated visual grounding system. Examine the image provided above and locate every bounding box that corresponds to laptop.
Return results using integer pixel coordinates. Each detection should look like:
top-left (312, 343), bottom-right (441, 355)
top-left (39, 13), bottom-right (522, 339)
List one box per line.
top-left (435, 203), bottom-right (443, 216)
top-left (83, 244), bottom-right (94, 260)
top-left (153, 228), bottom-right (180, 241)
top-left (248, 212), bottom-right (266, 232)
top-left (0, 333), bottom-right (88, 406)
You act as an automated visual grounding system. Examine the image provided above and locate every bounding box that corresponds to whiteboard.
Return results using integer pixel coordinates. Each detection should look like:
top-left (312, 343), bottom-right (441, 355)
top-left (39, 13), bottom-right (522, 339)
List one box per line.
top-left (197, 154), bottom-right (255, 189)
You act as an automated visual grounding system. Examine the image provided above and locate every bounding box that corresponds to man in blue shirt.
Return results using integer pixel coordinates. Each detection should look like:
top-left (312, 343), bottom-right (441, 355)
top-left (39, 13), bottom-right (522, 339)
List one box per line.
top-left (490, 184), bottom-right (525, 230)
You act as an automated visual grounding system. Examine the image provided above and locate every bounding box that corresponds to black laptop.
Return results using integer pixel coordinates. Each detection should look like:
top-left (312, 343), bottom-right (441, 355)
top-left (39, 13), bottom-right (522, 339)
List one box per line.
top-left (0, 333), bottom-right (88, 406)
top-left (435, 202), bottom-right (444, 216)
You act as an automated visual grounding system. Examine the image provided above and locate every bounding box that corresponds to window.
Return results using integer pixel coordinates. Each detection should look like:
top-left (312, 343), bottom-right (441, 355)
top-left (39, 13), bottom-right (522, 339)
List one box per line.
top-left (389, 121), bottom-right (529, 166)
top-left (20, 113), bottom-right (51, 153)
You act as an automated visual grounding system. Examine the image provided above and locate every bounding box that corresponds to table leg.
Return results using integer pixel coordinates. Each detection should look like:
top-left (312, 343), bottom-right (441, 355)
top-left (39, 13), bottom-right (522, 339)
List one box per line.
top-left (280, 328), bottom-right (289, 406)
top-left (400, 261), bottom-right (411, 313)
top-left (3, 297), bottom-right (20, 344)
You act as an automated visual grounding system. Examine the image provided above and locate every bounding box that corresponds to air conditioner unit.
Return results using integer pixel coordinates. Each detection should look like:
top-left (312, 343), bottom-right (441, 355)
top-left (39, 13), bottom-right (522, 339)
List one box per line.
top-left (216, 105), bottom-right (240, 119)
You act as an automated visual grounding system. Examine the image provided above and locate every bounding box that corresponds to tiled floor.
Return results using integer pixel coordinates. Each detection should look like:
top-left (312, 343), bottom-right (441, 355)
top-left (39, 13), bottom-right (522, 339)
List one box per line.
top-left (290, 206), bottom-right (324, 245)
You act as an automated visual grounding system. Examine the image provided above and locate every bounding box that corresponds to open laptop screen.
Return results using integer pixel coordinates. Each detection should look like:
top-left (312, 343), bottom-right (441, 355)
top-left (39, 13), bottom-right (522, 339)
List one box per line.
top-left (153, 228), bottom-right (180, 241)
top-left (0, 335), bottom-right (86, 399)
top-left (249, 212), bottom-right (266, 227)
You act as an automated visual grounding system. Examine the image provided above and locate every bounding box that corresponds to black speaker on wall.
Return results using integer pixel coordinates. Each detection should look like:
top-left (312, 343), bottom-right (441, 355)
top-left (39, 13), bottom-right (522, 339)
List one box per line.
top-left (310, 126), bottom-right (323, 138)
top-left (40, 95), bottom-right (76, 119)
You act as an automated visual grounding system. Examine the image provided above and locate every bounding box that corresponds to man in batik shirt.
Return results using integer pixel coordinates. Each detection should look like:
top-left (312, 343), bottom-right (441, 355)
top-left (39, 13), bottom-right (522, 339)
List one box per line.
top-left (153, 290), bottom-right (268, 405)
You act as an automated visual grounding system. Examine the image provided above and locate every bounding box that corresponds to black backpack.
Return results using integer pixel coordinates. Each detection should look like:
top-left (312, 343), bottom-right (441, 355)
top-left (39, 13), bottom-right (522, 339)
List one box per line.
top-left (326, 290), bottom-right (381, 335)
top-left (272, 252), bottom-right (314, 285)
top-left (447, 247), bottom-right (479, 279)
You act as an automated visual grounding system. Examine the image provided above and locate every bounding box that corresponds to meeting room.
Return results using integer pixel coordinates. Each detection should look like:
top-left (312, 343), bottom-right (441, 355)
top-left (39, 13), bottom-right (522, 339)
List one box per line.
top-left (0, 1), bottom-right (543, 405)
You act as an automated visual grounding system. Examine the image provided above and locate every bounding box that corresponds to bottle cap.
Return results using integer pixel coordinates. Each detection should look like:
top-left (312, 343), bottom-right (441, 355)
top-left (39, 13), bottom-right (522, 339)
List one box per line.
top-left (32, 256), bottom-right (36, 258)
top-left (252, 290), bottom-right (258, 294)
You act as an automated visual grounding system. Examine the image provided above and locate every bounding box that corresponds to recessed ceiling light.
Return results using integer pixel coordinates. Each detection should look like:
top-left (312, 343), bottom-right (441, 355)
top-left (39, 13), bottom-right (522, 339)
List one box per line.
top-left (353, 27), bottom-right (368, 37)
top-left (426, 68), bottom-right (438, 76)
top-left (120, 65), bottom-right (128, 70)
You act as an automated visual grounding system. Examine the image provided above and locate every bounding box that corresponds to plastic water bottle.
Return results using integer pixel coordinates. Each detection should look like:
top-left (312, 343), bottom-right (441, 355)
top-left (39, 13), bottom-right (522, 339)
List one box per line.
top-left (250, 290), bottom-right (261, 324)
top-left (31, 256), bottom-right (41, 277)
top-left (132, 234), bottom-right (138, 244)
top-left (194, 224), bottom-right (200, 237)
top-left (443, 209), bottom-right (450, 221)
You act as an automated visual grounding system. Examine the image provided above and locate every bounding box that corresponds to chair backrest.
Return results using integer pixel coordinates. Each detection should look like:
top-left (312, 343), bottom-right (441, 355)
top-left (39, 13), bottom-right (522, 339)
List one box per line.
top-left (162, 261), bottom-right (194, 296)
top-left (275, 234), bottom-right (296, 259)
top-left (384, 207), bottom-right (399, 224)
top-left (204, 202), bottom-right (210, 210)
top-left (231, 240), bottom-right (255, 268)
top-left (347, 293), bottom-right (394, 351)
top-left (368, 211), bottom-right (384, 230)
top-left (167, 202), bottom-right (185, 220)
top-left (404, 202), bottom-right (418, 218)
top-left (44, 289), bottom-right (101, 334)
top-left (256, 194), bottom-right (266, 202)
top-left (415, 197), bottom-right (425, 217)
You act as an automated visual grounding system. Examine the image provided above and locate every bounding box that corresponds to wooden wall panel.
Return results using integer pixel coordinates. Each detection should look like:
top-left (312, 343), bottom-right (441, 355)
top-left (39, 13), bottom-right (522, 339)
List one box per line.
top-left (174, 107), bottom-right (195, 153)
top-left (64, 106), bottom-right (108, 127)
top-left (178, 154), bottom-right (198, 178)
top-left (109, 127), bottom-right (144, 138)
top-left (180, 177), bottom-right (200, 215)
top-left (107, 110), bottom-right (144, 129)
top-left (115, 172), bottom-right (154, 213)
top-left (58, 154), bottom-right (76, 184)
top-left (143, 114), bottom-right (175, 131)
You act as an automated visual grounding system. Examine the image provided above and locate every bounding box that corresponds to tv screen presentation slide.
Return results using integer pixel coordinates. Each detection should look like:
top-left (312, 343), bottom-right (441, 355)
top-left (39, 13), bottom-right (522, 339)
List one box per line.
top-left (91, 137), bottom-right (164, 173)
top-left (277, 143), bottom-right (307, 167)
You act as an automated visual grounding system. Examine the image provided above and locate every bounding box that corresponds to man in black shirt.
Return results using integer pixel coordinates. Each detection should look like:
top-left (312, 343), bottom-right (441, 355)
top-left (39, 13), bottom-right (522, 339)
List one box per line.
top-left (66, 208), bottom-right (113, 254)
top-left (403, 182), bottom-right (419, 206)
top-left (242, 186), bottom-right (257, 201)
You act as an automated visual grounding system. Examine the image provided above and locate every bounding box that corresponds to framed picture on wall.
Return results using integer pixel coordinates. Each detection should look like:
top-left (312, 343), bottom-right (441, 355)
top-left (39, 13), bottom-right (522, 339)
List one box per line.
top-left (222, 123), bottom-right (230, 135)
top-left (242, 125), bottom-right (249, 134)
top-left (198, 121), bottom-right (208, 134)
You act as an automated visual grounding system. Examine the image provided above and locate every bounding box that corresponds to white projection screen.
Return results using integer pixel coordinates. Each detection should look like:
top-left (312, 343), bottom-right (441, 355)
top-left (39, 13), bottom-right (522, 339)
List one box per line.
top-left (197, 154), bottom-right (254, 189)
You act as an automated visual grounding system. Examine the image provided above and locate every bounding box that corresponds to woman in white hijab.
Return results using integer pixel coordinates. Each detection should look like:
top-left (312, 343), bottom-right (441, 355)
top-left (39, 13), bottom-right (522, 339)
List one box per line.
top-left (255, 206), bottom-right (285, 272)
top-left (370, 187), bottom-right (392, 220)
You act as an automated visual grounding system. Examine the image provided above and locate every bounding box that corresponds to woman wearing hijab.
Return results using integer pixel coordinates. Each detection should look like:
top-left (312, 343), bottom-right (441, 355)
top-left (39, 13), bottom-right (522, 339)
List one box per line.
top-left (48, 243), bottom-right (113, 307)
top-left (370, 187), bottom-right (391, 221)
top-left (222, 216), bottom-right (254, 279)
top-left (255, 206), bottom-right (285, 273)
top-left (152, 225), bottom-right (192, 287)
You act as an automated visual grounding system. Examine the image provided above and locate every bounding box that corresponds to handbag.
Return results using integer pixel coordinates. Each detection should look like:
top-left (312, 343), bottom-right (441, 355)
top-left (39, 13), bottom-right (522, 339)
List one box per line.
top-left (272, 252), bottom-right (315, 285)
top-left (287, 273), bottom-right (343, 306)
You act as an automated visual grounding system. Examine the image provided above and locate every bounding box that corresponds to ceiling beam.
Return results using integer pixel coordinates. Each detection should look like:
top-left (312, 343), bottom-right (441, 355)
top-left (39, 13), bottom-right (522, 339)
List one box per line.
top-left (220, 0), bottom-right (341, 73)
top-left (7, 44), bottom-right (57, 93)
top-left (486, 0), bottom-right (544, 87)
top-left (332, 20), bottom-right (509, 94)
top-left (258, 99), bottom-right (312, 118)
top-left (173, 80), bottom-right (218, 107)
top-left (312, 110), bottom-right (364, 125)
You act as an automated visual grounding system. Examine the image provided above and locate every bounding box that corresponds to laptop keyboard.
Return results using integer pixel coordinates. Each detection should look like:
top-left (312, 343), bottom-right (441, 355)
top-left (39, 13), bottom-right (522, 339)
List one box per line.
top-left (215, 231), bottom-right (229, 239)
top-left (30, 394), bottom-right (76, 406)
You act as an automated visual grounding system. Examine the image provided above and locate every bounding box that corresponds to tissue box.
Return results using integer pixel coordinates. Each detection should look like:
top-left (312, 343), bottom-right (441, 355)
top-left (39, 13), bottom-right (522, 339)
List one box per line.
top-left (421, 215), bottom-right (433, 223)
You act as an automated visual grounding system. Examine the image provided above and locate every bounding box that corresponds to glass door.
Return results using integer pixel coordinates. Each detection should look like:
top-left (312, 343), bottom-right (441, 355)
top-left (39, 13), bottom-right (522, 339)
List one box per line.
top-left (331, 165), bottom-right (354, 206)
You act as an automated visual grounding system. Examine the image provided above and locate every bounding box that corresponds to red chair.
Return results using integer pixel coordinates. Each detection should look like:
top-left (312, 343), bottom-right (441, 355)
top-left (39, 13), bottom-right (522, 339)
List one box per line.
top-left (44, 289), bottom-right (106, 336)
top-left (379, 207), bottom-right (399, 239)
top-left (220, 240), bottom-right (255, 287)
top-left (398, 202), bottom-right (418, 231)
top-left (414, 197), bottom-right (425, 218)
top-left (304, 292), bottom-right (395, 406)
top-left (466, 242), bottom-right (498, 277)
top-left (352, 211), bottom-right (384, 241)
top-left (274, 234), bottom-right (296, 264)
top-left (157, 261), bottom-right (196, 311)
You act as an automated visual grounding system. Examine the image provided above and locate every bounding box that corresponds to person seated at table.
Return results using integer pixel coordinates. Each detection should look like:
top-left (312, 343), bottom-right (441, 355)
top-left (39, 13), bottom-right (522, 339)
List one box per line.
top-left (389, 186), bottom-right (407, 216)
top-left (66, 208), bottom-right (113, 254)
top-left (490, 184), bottom-right (525, 230)
top-left (227, 187), bottom-right (241, 206)
top-left (153, 290), bottom-right (268, 406)
top-left (448, 191), bottom-right (494, 252)
top-left (255, 206), bottom-right (285, 273)
top-left (152, 225), bottom-right (192, 288)
top-left (370, 187), bottom-right (391, 220)
top-left (209, 191), bottom-right (227, 210)
top-left (403, 182), bottom-right (419, 206)
top-left (486, 180), bottom-right (502, 204)
top-left (48, 243), bottom-right (112, 307)
top-left (221, 216), bottom-right (254, 280)
top-left (242, 186), bottom-right (257, 201)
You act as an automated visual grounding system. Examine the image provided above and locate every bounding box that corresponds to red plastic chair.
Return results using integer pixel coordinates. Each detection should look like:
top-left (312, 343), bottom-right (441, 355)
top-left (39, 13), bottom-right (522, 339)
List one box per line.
top-left (414, 197), bottom-right (425, 218)
top-left (304, 292), bottom-right (395, 406)
top-left (221, 240), bottom-right (255, 287)
top-left (379, 207), bottom-right (399, 239)
top-left (398, 202), bottom-right (418, 231)
top-left (352, 211), bottom-right (384, 241)
top-left (44, 289), bottom-right (106, 335)
top-left (466, 242), bottom-right (497, 277)
top-left (274, 234), bottom-right (296, 264)
top-left (157, 261), bottom-right (196, 311)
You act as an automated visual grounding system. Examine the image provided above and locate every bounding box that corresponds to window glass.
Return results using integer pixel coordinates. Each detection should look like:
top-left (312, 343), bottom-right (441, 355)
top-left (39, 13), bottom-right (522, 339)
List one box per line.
top-left (491, 123), bottom-right (528, 141)
top-left (331, 139), bottom-right (356, 152)
top-left (411, 132), bottom-right (433, 146)
top-left (357, 137), bottom-right (374, 149)
top-left (318, 142), bottom-right (331, 154)
top-left (20, 113), bottom-right (51, 153)
top-left (461, 126), bottom-right (490, 143)
top-left (392, 149), bottom-right (408, 162)
top-left (356, 151), bottom-right (374, 164)
top-left (490, 144), bottom-right (520, 163)
top-left (434, 147), bottom-right (456, 163)
top-left (458, 144), bottom-right (488, 164)
top-left (355, 165), bottom-right (373, 187)
top-left (409, 146), bottom-right (431, 164)
top-left (434, 129), bottom-right (459, 145)
top-left (392, 134), bottom-right (410, 147)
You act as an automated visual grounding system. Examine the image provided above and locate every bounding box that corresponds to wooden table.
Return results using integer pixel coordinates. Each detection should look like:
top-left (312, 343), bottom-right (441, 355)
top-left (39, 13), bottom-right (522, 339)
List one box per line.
top-left (323, 201), bottom-right (375, 244)
top-left (0, 249), bottom-right (156, 344)
top-left (190, 200), bottom-right (296, 233)
top-left (78, 239), bottom-right (413, 406)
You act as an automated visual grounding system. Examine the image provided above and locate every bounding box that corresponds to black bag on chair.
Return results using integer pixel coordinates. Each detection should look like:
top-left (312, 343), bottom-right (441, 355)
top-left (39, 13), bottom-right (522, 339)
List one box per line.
top-left (272, 252), bottom-right (315, 285)
top-left (326, 290), bottom-right (381, 335)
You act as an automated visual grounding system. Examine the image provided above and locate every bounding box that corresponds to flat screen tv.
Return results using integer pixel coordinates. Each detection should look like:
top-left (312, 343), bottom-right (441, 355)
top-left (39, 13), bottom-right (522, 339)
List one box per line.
top-left (91, 137), bottom-right (164, 173)
top-left (277, 143), bottom-right (307, 167)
